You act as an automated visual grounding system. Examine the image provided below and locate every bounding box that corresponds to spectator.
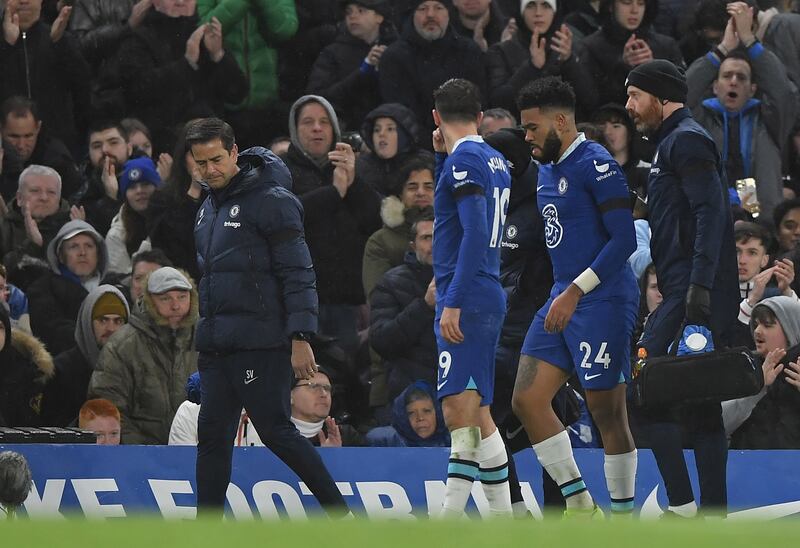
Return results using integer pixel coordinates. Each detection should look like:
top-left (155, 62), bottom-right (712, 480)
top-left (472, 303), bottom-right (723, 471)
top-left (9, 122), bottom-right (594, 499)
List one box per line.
top-left (748, 0), bottom-right (800, 98)
top-left (581, 0), bottom-right (684, 106)
top-left (632, 263), bottom-right (662, 352)
top-left (307, 0), bottom-right (398, 132)
top-left (487, 0), bottom-right (597, 119)
top-left (366, 381), bottom-right (450, 446)
top-left (564, 0), bottom-right (602, 38)
top-left (88, 266), bottom-right (198, 444)
top-left (356, 103), bottom-right (422, 196)
top-left (284, 95), bottom-right (381, 354)
top-left (76, 120), bottom-right (132, 236)
top-left (105, 157), bottom-right (161, 275)
top-left (290, 368), bottom-right (365, 447)
top-left (27, 220), bottom-right (108, 355)
top-left (78, 398), bottom-right (122, 445)
top-left (129, 248), bottom-right (172, 304)
top-left (590, 103), bottom-right (649, 197)
top-left (722, 296), bottom-right (800, 448)
top-left (120, 118), bottom-right (154, 159)
top-left (478, 107), bottom-right (516, 136)
top-left (686, 5), bottom-right (796, 220)
top-left (268, 136), bottom-right (291, 158)
top-left (378, 0), bottom-right (488, 144)
top-left (369, 214), bottom-right (437, 400)
top-left (0, 96), bottom-right (81, 201)
top-left (114, 0), bottom-right (248, 154)
top-left (145, 124), bottom-right (204, 281)
top-left (197, 0), bottom-right (298, 149)
top-left (42, 284), bottom-right (129, 426)
top-left (0, 0), bottom-right (91, 150)
top-left (774, 197), bottom-right (800, 254)
top-left (678, 0), bottom-right (729, 65)
top-left (0, 165), bottom-right (72, 282)
top-left (0, 263), bottom-right (30, 333)
top-left (450, 0), bottom-right (512, 52)
top-left (0, 304), bottom-right (54, 427)
top-left (362, 154), bottom-right (434, 298)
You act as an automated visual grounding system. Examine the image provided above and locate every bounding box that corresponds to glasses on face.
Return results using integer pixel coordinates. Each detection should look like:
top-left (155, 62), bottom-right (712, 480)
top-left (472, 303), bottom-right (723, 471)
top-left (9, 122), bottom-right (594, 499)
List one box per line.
top-left (295, 382), bottom-right (333, 394)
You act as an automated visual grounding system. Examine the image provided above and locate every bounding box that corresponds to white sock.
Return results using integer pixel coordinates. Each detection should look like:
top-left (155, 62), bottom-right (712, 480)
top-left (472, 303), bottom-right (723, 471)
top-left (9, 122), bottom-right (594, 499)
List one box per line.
top-left (512, 501), bottom-right (530, 518)
top-left (668, 500), bottom-right (698, 518)
top-left (532, 430), bottom-right (593, 510)
top-left (604, 450), bottom-right (637, 516)
top-left (477, 429), bottom-right (512, 517)
top-left (440, 426), bottom-right (481, 519)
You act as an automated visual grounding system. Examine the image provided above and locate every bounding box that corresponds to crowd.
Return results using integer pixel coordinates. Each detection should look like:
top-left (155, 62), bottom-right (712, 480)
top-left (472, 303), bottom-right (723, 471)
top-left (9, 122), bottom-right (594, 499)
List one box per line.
top-left (1, 0), bottom-right (800, 460)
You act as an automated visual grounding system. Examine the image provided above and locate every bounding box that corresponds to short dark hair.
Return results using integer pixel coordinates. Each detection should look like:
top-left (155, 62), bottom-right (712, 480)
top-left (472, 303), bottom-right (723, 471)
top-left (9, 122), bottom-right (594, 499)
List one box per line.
top-left (433, 79), bottom-right (482, 123)
top-left (185, 117), bottom-right (236, 152)
top-left (411, 208), bottom-right (435, 239)
top-left (1, 96), bottom-right (39, 124)
top-left (773, 198), bottom-right (800, 228)
top-left (517, 77), bottom-right (576, 113)
top-left (719, 48), bottom-right (753, 79)
top-left (131, 248), bottom-right (173, 270)
top-left (392, 151), bottom-right (435, 196)
top-left (482, 108), bottom-right (516, 124)
top-left (120, 118), bottom-right (151, 140)
top-left (751, 303), bottom-right (778, 328)
top-left (88, 119), bottom-right (128, 141)
top-left (734, 221), bottom-right (772, 250)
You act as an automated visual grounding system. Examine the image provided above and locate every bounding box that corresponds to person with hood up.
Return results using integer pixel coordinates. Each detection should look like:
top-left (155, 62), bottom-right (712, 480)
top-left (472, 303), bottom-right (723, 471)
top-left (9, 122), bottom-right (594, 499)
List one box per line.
top-left (0, 303), bottom-right (54, 427)
top-left (187, 117), bottom-right (350, 516)
top-left (366, 381), bottom-right (450, 446)
top-left (88, 266), bottom-right (198, 444)
top-left (105, 156), bottom-right (162, 275)
top-left (307, 0), bottom-right (398, 132)
top-left (26, 219), bottom-right (109, 355)
top-left (487, 0), bottom-right (597, 119)
top-left (41, 285), bottom-right (130, 427)
top-left (356, 103), bottom-right (423, 197)
top-left (722, 295), bottom-right (800, 449)
top-left (581, 0), bottom-right (684, 107)
top-left (283, 95), bottom-right (381, 356)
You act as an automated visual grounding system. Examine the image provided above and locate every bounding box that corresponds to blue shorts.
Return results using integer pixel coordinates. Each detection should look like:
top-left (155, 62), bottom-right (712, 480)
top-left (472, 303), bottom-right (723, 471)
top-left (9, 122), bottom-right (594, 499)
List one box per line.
top-left (435, 312), bottom-right (504, 406)
top-left (521, 295), bottom-right (638, 390)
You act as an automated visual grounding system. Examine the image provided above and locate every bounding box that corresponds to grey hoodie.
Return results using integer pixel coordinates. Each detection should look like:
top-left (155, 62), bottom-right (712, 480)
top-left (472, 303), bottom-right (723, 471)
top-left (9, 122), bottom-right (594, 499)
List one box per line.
top-left (74, 285), bottom-right (130, 368)
top-left (287, 94), bottom-right (342, 169)
top-left (46, 220), bottom-right (108, 280)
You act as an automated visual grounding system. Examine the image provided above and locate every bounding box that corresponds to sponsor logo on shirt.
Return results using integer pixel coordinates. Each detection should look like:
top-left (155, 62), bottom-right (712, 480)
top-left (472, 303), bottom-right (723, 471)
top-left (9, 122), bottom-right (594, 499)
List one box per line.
top-left (452, 165), bottom-right (468, 181)
top-left (558, 177), bottom-right (569, 194)
top-left (593, 160), bottom-right (610, 173)
top-left (543, 204), bottom-right (563, 248)
top-left (230, 205), bottom-right (240, 218)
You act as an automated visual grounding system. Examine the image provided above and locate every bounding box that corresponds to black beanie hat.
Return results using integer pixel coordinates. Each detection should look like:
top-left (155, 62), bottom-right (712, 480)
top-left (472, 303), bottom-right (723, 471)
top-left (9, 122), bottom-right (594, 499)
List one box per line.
top-left (625, 59), bottom-right (688, 104)
top-left (484, 128), bottom-right (532, 179)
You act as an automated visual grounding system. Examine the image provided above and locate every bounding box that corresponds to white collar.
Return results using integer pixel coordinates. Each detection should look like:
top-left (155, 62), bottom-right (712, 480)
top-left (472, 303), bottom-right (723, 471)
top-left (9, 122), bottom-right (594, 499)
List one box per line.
top-left (557, 133), bottom-right (586, 164)
top-left (291, 416), bottom-right (325, 438)
top-left (451, 135), bottom-right (484, 154)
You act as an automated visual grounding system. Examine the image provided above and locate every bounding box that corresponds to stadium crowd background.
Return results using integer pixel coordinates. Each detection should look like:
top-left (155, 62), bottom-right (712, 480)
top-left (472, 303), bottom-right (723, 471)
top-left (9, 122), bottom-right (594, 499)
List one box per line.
top-left (1, 0), bottom-right (800, 458)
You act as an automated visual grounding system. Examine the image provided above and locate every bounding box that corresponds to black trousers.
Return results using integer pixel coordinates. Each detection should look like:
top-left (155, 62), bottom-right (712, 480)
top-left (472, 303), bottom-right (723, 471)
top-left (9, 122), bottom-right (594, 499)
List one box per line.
top-left (639, 294), bottom-right (728, 514)
top-left (195, 348), bottom-right (346, 515)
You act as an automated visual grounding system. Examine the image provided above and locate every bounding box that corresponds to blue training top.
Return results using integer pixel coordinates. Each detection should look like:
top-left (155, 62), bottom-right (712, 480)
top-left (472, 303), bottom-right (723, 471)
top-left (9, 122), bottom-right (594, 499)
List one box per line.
top-left (433, 136), bottom-right (511, 315)
top-left (537, 134), bottom-right (637, 300)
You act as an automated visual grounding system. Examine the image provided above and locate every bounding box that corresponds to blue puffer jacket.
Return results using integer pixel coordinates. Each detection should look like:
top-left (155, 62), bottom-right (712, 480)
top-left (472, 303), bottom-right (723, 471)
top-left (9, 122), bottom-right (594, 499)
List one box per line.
top-left (194, 147), bottom-right (317, 353)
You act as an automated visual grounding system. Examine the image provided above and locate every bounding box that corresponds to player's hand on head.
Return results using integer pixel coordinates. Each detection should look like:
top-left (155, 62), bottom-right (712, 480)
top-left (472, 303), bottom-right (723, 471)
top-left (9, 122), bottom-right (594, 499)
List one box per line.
top-left (431, 126), bottom-right (446, 153)
top-left (439, 307), bottom-right (464, 344)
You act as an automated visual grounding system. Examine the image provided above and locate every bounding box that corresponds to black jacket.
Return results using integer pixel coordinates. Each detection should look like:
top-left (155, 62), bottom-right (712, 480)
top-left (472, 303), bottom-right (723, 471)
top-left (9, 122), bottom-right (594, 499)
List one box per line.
top-left (147, 187), bottom-right (204, 282)
top-left (194, 148), bottom-right (318, 353)
top-left (379, 25), bottom-right (487, 145)
top-left (0, 328), bottom-right (55, 427)
top-left (369, 252), bottom-right (437, 400)
top-left (581, 2), bottom-right (684, 107)
top-left (284, 145), bottom-right (382, 306)
top-left (450, 1), bottom-right (509, 49)
top-left (41, 345), bottom-right (91, 427)
top-left (498, 162), bottom-right (554, 346)
top-left (27, 272), bottom-right (89, 356)
top-left (76, 162), bottom-right (122, 236)
top-left (0, 20), bottom-right (91, 150)
top-left (115, 10), bottom-right (248, 152)
top-left (306, 22), bottom-right (398, 132)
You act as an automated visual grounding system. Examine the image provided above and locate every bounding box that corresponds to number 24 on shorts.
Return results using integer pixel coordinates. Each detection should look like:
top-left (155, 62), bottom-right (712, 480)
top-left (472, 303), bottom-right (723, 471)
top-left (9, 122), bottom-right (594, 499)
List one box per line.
top-left (579, 341), bottom-right (611, 369)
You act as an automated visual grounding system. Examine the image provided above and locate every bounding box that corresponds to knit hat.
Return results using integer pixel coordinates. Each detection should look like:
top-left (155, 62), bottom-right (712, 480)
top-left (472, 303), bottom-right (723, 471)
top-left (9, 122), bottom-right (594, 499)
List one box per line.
top-left (484, 128), bottom-right (532, 179)
top-left (625, 59), bottom-right (688, 103)
top-left (147, 267), bottom-right (192, 294)
top-left (92, 292), bottom-right (128, 321)
top-left (118, 157), bottom-right (162, 201)
top-left (338, 0), bottom-right (391, 18)
top-left (522, 0), bottom-right (556, 11)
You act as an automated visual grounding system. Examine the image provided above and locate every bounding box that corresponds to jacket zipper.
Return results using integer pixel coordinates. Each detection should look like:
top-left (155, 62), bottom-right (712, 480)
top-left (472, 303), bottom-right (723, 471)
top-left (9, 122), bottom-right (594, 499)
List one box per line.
top-left (204, 203), bottom-right (219, 341)
top-left (22, 31), bottom-right (31, 97)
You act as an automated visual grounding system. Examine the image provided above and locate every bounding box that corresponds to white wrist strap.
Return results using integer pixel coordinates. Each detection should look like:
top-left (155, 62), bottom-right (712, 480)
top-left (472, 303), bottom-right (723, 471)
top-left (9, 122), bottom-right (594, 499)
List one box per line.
top-left (573, 268), bottom-right (600, 295)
